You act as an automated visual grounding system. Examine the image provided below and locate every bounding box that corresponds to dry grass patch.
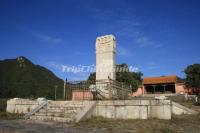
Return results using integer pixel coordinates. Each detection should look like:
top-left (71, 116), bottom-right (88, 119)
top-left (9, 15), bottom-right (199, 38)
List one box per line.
top-left (75, 114), bottom-right (200, 133)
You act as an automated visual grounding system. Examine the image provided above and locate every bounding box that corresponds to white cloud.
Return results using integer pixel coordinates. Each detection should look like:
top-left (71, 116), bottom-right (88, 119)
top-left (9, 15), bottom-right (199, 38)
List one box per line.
top-left (32, 31), bottom-right (63, 44)
top-left (85, 5), bottom-right (164, 50)
top-left (146, 62), bottom-right (157, 70)
top-left (18, 26), bottom-right (63, 44)
top-left (87, 6), bottom-right (142, 38)
top-left (47, 62), bottom-right (63, 71)
top-left (136, 37), bottom-right (162, 48)
top-left (72, 51), bottom-right (88, 56)
top-left (117, 46), bottom-right (132, 56)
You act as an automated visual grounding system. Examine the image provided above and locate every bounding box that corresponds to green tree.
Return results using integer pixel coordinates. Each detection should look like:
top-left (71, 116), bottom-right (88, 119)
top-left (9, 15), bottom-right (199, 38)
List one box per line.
top-left (87, 63), bottom-right (143, 91)
top-left (184, 64), bottom-right (200, 94)
top-left (116, 63), bottom-right (143, 91)
top-left (87, 72), bottom-right (96, 83)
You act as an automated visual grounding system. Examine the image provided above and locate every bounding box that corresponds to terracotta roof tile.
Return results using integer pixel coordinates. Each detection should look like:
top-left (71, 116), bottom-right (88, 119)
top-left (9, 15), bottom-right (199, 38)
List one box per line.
top-left (143, 75), bottom-right (177, 85)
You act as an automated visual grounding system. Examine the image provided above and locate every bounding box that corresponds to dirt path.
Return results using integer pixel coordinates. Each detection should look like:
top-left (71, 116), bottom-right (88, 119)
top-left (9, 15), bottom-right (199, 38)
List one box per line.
top-left (0, 119), bottom-right (90, 133)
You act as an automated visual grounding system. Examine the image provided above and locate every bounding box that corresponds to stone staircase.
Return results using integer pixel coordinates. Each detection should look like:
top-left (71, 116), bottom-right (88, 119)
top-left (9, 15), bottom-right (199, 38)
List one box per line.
top-left (172, 101), bottom-right (198, 115)
top-left (29, 101), bottom-right (91, 123)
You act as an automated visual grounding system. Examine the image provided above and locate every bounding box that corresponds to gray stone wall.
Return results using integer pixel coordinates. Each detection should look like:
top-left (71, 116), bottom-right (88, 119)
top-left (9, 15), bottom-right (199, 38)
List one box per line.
top-left (93, 100), bottom-right (171, 119)
top-left (7, 98), bottom-right (39, 114)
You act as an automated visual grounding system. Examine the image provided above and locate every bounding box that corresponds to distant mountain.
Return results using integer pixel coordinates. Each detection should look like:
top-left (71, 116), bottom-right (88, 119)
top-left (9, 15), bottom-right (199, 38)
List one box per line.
top-left (0, 56), bottom-right (63, 99)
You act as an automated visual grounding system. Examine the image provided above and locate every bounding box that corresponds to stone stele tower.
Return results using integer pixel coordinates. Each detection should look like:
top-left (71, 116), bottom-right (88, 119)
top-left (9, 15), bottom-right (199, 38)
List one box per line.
top-left (95, 35), bottom-right (116, 98)
top-left (96, 34), bottom-right (116, 81)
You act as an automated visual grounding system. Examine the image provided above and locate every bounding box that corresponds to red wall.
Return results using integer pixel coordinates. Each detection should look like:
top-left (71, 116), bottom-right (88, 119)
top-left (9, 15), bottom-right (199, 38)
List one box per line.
top-left (175, 84), bottom-right (186, 93)
top-left (131, 86), bottom-right (144, 96)
top-left (72, 90), bottom-right (93, 100)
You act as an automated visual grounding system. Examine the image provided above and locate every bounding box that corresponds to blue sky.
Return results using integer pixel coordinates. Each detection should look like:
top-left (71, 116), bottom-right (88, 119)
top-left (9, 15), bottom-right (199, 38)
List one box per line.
top-left (0, 0), bottom-right (200, 80)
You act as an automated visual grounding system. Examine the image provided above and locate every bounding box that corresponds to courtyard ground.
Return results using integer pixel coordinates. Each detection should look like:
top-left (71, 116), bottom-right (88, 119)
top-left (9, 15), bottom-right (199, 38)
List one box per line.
top-left (0, 114), bottom-right (200, 133)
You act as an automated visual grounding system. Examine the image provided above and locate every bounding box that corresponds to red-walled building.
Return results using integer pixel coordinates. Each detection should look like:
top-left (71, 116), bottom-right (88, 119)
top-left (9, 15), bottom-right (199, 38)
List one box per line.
top-left (132, 75), bottom-right (192, 96)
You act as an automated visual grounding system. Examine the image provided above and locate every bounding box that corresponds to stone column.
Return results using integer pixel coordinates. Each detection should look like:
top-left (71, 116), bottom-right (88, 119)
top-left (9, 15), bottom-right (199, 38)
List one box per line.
top-left (163, 85), bottom-right (166, 94)
top-left (95, 35), bottom-right (116, 98)
top-left (153, 85), bottom-right (156, 94)
top-left (96, 35), bottom-right (116, 81)
top-left (63, 81), bottom-right (66, 99)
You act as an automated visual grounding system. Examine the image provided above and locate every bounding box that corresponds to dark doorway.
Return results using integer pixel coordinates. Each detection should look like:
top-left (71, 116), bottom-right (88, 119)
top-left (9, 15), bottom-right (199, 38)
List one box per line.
top-left (145, 86), bottom-right (154, 94)
top-left (155, 85), bottom-right (164, 94)
top-left (165, 84), bottom-right (175, 93)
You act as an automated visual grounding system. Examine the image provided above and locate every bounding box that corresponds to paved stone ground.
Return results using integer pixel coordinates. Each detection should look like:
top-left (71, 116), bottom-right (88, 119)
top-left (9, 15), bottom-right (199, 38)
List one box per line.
top-left (0, 120), bottom-right (90, 133)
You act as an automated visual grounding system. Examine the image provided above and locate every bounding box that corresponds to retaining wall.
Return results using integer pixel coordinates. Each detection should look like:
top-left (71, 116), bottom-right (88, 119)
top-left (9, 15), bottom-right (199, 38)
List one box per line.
top-left (7, 98), bottom-right (39, 114)
top-left (7, 99), bottom-right (198, 121)
top-left (93, 100), bottom-right (171, 119)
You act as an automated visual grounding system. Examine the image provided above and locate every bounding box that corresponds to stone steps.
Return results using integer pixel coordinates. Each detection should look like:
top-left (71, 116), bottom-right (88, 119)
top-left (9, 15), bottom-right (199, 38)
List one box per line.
top-left (29, 102), bottom-right (84, 123)
top-left (49, 103), bottom-right (84, 106)
top-left (34, 112), bottom-right (76, 117)
top-left (44, 107), bottom-right (81, 110)
top-left (34, 111), bottom-right (76, 115)
top-left (38, 109), bottom-right (77, 114)
top-left (48, 105), bottom-right (84, 108)
top-left (30, 115), bottom-right (74, 123)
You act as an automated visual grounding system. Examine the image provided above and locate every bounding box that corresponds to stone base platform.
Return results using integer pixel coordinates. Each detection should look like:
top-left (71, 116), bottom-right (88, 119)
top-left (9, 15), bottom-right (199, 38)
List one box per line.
top-left (7, 98), bottom-right (198, 122)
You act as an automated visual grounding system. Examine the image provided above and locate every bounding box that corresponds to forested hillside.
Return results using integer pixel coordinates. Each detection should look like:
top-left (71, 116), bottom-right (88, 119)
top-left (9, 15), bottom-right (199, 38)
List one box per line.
top-left (0, 56), bottom-right (63, 99)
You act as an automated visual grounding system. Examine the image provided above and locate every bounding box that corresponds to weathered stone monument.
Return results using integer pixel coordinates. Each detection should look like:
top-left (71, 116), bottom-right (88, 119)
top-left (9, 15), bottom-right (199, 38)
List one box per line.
top-left (96, 34), bottom-right (116, 81)
top-left (95, 35), bottom-right (116, 98)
